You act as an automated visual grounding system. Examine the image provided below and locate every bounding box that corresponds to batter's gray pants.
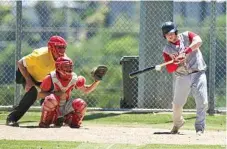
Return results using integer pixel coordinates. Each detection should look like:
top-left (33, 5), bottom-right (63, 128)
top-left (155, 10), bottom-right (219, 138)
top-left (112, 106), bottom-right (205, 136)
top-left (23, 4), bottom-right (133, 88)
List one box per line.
top-left (173, 71), bottom-right (208, 132)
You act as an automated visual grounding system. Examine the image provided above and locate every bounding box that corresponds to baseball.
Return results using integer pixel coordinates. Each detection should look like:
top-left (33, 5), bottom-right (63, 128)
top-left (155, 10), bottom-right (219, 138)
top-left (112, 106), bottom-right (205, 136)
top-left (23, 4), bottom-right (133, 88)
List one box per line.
top-left (155, 65), bottom-right (162, 71)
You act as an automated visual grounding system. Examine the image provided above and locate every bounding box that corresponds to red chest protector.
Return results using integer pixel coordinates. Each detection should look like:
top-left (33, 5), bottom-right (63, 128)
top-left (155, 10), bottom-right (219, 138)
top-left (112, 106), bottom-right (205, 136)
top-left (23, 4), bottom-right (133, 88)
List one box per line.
top-left (50, 71), bottom-right (77, 101)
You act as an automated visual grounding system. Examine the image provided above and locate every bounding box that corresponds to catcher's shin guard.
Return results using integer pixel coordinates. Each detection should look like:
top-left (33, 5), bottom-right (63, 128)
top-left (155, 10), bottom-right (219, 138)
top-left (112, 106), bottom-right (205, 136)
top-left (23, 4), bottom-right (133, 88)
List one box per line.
top-left (7, 86), bottom-right (38, 123)
top-left (64, 98), bottom-right (87, 128)
top-left (54, 107), bottom-right (64, 127)
top-left (39, 94), bottom-right (59, 128)
top-left (39, 110), bottom-right (57, 128)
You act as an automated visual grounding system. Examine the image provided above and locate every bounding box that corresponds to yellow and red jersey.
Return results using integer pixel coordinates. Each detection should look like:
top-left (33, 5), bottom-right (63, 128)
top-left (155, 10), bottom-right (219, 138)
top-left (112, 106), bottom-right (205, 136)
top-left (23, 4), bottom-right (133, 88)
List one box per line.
top-left (23, 47), bottom-right (55, 82)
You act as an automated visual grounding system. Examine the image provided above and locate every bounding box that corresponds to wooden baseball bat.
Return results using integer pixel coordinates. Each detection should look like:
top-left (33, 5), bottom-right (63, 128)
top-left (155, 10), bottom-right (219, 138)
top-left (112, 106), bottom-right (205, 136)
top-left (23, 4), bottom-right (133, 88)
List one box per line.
top-left (129, 60), bottom-right (174, 78)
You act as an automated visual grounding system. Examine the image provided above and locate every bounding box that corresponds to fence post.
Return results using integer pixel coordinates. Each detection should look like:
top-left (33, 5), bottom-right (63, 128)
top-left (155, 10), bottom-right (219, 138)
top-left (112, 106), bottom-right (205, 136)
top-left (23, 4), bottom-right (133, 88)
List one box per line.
top-left (138, 1), bottom-right (173, 108)
top-left (208, 1), bottom-right (216, 115)
top-left (14, 1), bottom-right (22, 106)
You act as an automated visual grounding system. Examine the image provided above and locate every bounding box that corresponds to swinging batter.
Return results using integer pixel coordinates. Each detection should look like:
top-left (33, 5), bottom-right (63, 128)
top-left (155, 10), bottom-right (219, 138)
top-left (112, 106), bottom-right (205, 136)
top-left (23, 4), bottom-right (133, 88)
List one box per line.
top-left (161, 21), bottom-right (208, 135)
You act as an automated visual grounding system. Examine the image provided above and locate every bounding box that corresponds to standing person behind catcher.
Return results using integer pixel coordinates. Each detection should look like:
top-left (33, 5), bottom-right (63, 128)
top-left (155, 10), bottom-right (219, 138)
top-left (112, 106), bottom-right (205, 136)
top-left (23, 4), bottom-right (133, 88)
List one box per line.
top-left (38, 56), bottom-right (107, 128)
top-left (6, 36), bottom-right (67, 127)
top-left (161, 21), bottom-right (208, 135)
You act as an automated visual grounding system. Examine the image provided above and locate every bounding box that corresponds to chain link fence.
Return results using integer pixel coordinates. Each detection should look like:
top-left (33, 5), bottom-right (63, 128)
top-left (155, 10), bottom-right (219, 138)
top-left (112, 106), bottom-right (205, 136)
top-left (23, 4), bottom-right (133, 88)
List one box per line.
top-left (0, 1), bottom-right (226, 113)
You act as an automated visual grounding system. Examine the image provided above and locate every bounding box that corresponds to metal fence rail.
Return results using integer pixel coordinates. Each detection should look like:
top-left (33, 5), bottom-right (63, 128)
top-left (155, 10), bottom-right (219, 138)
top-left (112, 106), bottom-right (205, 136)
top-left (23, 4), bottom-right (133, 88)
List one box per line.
top-left (0, 1), bottom-right (226, 114)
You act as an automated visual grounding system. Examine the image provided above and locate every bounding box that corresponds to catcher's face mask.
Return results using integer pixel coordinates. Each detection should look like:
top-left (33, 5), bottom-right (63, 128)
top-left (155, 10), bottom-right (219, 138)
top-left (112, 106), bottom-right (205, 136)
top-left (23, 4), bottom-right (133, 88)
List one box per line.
top-left (56, 57), bottom-right (73, 80)
top-left (48, 36), bottom-right (67, 59)
top-left (55, 45), bottom-right (66, 57)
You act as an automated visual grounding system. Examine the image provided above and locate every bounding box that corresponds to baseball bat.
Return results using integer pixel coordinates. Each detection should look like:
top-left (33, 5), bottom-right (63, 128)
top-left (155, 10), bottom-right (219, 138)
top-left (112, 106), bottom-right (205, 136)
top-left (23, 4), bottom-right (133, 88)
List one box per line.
top-left (129, 60), bottom-right (174, 78)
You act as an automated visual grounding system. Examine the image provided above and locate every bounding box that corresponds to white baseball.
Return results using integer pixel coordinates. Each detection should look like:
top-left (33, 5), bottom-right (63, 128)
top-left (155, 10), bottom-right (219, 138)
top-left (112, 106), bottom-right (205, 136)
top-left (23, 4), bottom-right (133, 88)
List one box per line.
top-left (155, 65), bottom-right (162, 71)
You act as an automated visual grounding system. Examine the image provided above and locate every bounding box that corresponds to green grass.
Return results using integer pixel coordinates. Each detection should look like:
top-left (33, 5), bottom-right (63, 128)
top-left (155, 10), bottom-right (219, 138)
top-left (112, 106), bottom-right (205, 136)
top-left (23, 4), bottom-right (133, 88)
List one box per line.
top-left (84, 112), bottom-right (226, 130)
top-left (0, 111), bottom-right (226, 130)
top-left (0, 111), bottom-right (226, 149)
top-left (0, 140), bottom-right (225, 149)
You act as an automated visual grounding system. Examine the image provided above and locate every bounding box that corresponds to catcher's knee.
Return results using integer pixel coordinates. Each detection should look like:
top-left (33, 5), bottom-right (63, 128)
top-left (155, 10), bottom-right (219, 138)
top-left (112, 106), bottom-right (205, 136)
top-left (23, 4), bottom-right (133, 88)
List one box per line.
top-left (72, 98), bottom-right (87, 113)
top-left (76, 76), bottom-right (86, 88)
top-left (65, 98), bottom-right (87, 128)
top-left (39, 94), bottom-right (59, 128)
top-left (42, 94), bottom-right (59, 111)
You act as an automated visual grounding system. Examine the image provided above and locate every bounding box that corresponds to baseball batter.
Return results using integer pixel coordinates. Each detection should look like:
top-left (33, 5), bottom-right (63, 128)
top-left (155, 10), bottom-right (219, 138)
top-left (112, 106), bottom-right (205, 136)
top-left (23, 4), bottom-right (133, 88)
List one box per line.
top-left (38, 57), bottom-right (107, 128)
top-left (161, 21), bottom-right (208, 135)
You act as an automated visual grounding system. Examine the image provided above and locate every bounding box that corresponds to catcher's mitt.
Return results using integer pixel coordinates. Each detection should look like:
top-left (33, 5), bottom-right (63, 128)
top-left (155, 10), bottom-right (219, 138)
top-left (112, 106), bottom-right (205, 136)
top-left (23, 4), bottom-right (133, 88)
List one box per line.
top-left (91, 65), bottom-right (108, 81)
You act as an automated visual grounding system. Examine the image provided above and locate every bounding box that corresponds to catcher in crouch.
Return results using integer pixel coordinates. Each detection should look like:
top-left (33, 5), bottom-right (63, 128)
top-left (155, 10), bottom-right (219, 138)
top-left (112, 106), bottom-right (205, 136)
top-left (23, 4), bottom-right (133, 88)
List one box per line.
top-left (38, 56), bottom-right (107, 128)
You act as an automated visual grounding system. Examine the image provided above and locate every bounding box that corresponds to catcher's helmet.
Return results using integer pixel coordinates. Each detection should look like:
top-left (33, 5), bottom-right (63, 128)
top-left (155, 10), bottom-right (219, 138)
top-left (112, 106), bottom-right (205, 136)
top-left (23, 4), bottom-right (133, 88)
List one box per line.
top-left (55, 57), bottom-right (73, 80)
top-left (161, 21), bottom-right (178, 37)
top-left (48, 36), bottom-right (67, 58)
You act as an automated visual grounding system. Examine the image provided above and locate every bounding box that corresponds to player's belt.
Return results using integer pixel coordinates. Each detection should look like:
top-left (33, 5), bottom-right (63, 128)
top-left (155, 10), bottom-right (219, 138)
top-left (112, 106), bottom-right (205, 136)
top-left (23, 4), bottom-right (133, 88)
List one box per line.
top-left (190, 71), bottom-right (199, 74)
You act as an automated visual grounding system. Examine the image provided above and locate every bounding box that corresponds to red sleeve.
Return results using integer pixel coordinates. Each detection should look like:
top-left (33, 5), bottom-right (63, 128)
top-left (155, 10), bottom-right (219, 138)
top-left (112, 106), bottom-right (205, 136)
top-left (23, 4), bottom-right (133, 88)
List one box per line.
top-left (40, 75), bottom-right (53, 92)
top-left (163, 52), bottom-right (178, 73)
top-left (188, 31), bottom-right (197, 43)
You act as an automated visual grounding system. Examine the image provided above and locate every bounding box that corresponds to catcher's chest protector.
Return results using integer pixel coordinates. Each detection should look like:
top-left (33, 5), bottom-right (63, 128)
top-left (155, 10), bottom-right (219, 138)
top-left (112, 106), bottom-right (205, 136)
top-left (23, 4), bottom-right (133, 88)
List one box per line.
top-left (50, 71), bottom-right (77, 102)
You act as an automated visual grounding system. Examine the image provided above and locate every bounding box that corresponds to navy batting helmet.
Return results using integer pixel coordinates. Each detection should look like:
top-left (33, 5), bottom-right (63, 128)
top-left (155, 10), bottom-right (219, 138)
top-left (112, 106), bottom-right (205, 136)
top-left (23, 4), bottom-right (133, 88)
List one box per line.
top-left (161, 21), bottom-right (178, 37)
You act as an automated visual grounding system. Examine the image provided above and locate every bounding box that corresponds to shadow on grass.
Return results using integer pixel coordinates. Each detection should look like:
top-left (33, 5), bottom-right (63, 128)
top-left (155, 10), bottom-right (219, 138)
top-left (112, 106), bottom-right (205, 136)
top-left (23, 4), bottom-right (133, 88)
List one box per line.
top-left (84, 113), bottom-right (121, 121)
top-left (84, 111), bottom-right (160, 121)
top-left (18, 120), bottom-right (37, 124)
top-left (19, 125), bottom-right (90, 129)
top-left (19, 126), bottom-right (40, 128)
top-left (0, 120), bottom-right (37, 126)
top-left (84, 112), bottom-right (196, 125)
top-left (163, 116), bottom-right (196, 124)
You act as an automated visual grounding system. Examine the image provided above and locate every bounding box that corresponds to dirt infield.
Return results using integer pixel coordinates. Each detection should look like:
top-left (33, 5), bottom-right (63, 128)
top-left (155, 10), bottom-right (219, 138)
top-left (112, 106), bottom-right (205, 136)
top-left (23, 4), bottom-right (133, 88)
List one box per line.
top-left (0, 124), bottom-right (226, 145)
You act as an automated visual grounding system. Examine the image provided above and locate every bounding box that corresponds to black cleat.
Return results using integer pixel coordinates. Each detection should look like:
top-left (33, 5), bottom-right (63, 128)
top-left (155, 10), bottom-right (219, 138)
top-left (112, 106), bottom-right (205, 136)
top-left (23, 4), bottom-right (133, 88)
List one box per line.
top-left (70, 124), bottom-right (80, 128)
top-left (6, 119), bottom-right (19, 127)
top-left (55, 117), bottom-right (64, 127)
top-left (39, 122), bottom-right (50, 128)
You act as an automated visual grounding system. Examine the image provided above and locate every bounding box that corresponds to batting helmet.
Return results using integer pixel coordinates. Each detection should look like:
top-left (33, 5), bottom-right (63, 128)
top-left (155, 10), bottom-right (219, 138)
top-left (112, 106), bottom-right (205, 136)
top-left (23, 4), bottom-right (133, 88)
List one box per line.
top-left (161, 21), bottom-right (178, 38)
top-left (55, 57), bottom-right (73, 80)
top-left (48, 36), bottom-right (67, 58)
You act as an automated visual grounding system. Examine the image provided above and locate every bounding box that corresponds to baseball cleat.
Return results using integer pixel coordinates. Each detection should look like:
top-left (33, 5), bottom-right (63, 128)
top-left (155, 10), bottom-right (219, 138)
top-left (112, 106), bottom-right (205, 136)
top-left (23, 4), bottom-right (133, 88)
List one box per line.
top-left (170, 126), bottom-right (180, 134)
top-left (196, 129), bottom-right (204, 136)
top-left (6, 120), bottom-right (19, 127)
top-left (196, 131), bottom-right (203, 136)
top-left (39, 122), bottom-right (50, 128)
top-left (55, 117), bottom-right (64, 127)
top-left (170, 121), bottom-right (185, 134)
